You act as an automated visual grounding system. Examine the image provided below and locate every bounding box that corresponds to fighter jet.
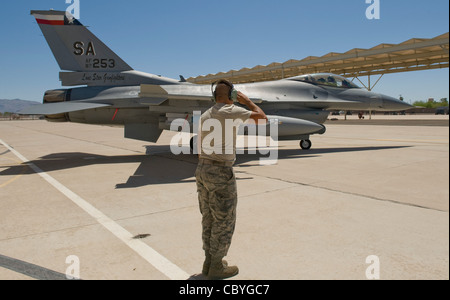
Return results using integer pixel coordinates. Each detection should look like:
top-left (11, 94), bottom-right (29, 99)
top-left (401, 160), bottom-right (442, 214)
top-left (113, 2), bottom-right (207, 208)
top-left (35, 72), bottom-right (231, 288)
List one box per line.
top-left (20, 10), bottom-right (412, 150)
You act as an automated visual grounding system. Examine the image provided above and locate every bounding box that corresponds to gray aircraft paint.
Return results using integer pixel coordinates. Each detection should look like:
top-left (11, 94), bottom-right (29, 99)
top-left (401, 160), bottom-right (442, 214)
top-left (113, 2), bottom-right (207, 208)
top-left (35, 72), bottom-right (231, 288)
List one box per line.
top-left (20, 10), bottom-right (412, 148)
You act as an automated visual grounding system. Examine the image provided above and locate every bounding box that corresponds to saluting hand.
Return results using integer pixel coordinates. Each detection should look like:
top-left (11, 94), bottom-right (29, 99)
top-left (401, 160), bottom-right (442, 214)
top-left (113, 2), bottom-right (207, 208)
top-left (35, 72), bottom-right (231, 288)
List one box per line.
top-left (236, 91), bottom-right (268, 123)
top-left (236, 91), bottom-right (252, 105)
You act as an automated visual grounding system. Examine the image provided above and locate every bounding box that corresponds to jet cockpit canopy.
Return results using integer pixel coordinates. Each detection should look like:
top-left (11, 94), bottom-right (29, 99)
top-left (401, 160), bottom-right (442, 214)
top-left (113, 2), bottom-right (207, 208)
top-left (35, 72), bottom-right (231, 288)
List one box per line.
top-left (289, 73), bottom-right (360, 89)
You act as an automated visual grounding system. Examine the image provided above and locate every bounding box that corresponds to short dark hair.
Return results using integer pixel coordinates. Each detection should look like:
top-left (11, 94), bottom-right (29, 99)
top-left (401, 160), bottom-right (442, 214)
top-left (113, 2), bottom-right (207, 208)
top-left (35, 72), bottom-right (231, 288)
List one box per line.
top-left (213, 79), bottom-right (234, 100)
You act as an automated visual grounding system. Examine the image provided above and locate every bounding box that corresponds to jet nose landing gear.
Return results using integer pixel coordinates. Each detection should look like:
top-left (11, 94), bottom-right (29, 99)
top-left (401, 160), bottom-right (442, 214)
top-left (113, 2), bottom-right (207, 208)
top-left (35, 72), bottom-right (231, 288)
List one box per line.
top-left (298, 124), bottom-right (325, 150)
top-left (300, 139), bottom-right (312, 150)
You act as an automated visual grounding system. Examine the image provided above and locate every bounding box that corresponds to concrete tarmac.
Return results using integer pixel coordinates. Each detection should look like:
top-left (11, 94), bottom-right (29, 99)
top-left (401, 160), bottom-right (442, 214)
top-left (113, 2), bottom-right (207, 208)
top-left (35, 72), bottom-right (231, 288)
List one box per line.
top-left (0, 116), bottom-right (448, 280)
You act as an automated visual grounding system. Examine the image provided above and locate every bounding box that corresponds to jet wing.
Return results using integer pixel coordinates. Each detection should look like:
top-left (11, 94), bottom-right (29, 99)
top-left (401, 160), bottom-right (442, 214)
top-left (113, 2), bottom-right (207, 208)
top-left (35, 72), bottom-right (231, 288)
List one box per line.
top-left (140, 84), bottom-right (212, 101)
top-left (19, 102), bottom-right (111, 115)
top-left (139, 84), bottom-right (264, 104)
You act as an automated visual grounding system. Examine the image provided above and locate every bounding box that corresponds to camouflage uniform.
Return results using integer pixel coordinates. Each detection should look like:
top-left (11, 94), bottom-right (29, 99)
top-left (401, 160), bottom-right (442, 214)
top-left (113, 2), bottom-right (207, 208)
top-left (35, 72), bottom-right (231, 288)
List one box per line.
top-left (195, 103), bottom-right (251, 259)
top-left (195, 160), bottom-right (237, 257)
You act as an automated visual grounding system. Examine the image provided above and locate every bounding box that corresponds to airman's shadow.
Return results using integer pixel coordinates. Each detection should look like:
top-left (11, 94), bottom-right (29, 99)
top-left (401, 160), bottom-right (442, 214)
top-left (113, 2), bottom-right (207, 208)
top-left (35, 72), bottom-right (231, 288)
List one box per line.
top-left (0, 145), bottom-right (411, 188)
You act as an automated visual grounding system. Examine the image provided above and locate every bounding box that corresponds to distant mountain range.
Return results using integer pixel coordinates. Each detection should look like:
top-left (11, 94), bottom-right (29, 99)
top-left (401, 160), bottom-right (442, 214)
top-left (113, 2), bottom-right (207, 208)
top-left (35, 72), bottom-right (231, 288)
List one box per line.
top-left (0, 99), bottom-right (39, 113)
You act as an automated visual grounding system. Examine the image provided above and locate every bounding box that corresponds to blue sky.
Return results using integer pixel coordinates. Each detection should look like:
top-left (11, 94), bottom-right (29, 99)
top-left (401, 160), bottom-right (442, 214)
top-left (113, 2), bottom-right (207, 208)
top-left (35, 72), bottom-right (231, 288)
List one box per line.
top-left (0, 0), bottom-right (448, 104)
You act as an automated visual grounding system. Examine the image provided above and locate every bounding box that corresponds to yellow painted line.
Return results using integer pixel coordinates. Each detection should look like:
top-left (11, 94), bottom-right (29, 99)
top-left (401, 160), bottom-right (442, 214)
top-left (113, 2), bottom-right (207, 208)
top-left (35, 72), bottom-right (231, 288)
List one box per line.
top-left (0, 157), bottom-right (27, 188)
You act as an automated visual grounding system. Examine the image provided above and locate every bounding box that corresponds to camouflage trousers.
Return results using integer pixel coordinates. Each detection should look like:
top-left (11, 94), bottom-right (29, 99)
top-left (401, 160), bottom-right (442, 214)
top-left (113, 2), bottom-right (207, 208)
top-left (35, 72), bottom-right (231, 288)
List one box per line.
top-left (195, 159), bottom-right (238, 258)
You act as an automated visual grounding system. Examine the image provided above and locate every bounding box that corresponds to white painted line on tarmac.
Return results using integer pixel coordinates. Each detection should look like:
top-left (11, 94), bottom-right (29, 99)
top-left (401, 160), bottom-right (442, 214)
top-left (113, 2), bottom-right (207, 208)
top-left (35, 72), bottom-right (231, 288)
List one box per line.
top-left (0, 138), bottom-right (190, 280)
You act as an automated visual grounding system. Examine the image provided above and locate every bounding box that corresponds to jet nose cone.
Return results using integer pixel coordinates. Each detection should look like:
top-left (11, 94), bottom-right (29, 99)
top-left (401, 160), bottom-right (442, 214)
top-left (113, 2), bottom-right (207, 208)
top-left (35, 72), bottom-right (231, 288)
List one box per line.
top-left (382, 95), bottom-right (413, 111)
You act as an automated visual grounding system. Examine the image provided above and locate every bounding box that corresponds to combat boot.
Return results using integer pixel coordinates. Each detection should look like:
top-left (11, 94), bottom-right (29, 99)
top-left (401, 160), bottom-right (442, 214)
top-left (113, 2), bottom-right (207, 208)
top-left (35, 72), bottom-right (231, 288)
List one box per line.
top-left (202, 251), bottom-right (211, 276)
top-left (202, 252), bottom-right (229, 276)
top-left (208, 256), bottom-right (239, 280)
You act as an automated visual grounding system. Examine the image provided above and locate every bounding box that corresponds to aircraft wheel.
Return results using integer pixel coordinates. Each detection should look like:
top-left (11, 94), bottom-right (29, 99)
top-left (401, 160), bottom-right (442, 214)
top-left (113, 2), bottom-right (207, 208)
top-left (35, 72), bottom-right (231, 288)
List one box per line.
top-left (300, 139), bottom-right (312, 150)
top-left (190, 136), bottom-right (197, 152)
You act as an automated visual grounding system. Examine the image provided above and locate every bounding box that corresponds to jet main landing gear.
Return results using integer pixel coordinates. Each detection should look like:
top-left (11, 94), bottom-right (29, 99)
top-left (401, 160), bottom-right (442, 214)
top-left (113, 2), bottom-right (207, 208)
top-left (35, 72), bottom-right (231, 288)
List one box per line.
top-left (190, 136), bottom-right (198, 153)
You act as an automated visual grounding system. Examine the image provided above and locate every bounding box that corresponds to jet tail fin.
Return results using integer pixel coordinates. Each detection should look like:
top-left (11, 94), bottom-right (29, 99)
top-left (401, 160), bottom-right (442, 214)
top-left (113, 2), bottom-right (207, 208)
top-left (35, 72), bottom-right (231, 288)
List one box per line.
top-left (31, 10), bottom-right (132, 72)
